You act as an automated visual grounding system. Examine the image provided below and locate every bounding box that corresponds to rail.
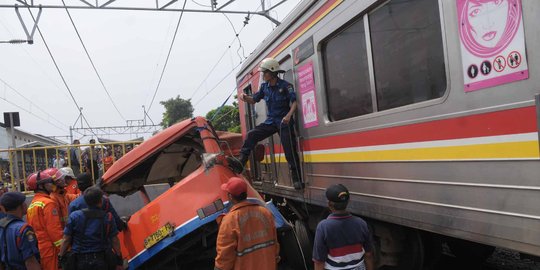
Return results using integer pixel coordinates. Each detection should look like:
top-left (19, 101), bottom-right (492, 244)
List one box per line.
top-left (0, 141), bottom-right (142, 191)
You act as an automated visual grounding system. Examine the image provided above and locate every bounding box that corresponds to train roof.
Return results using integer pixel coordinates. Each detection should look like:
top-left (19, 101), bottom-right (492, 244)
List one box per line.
top-left (237, 0), bottom-right (316, 79)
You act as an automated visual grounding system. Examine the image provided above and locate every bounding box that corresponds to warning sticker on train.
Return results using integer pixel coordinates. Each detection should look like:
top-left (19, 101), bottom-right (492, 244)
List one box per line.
top-left (493, 55), bottom-right (506, 72)
top-left (297, 61), bottom-right (318, 128)
top-left (457, 0), bottom-right (528, 92)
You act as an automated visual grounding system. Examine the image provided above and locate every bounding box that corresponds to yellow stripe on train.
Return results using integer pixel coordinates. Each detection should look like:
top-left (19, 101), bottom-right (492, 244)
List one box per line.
top-left (262, 141), bottom-right (540, 163)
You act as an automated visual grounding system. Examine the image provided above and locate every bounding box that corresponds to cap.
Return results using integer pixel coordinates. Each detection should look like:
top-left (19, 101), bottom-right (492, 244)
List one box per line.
top-left (325, 184), bottom-right (350, 203)
top-left (0, 192), bottom-right (26, 210)
top-left (221, 177), bottom-right (248, 196)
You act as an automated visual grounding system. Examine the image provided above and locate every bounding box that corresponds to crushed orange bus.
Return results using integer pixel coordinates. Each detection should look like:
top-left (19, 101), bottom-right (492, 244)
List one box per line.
top-left (100, 117), bottom-right (305, 269)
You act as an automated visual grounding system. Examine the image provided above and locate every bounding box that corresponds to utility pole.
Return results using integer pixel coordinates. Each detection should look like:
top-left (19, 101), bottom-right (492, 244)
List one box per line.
top-left (4, 112), bottom-right (20, 191)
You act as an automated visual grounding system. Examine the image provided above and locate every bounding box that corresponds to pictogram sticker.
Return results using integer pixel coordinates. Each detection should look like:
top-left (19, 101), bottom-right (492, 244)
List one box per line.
top-left (480, 61), bottom-right (492, 76)
top-left (493, 56), bottom-right (506, 72)
top-left (507, 51), bottom-right (522, 69)
top-left (467, 64), bottom-right (479, 79)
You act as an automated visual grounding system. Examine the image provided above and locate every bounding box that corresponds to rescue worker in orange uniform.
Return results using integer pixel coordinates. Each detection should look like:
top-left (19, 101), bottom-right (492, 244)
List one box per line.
top-left (58, 167), bottom-right (81, 196)
top-left (26, 171), bottom-right (64, 270)
top-left (214, 177), bottom-right (280, 270)
top-left (48, 168), bottom-right (80, 228)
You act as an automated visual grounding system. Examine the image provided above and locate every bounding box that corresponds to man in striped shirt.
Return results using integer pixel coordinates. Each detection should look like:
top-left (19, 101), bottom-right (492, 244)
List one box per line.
top-left (313, 184), bottom-right (375, 270)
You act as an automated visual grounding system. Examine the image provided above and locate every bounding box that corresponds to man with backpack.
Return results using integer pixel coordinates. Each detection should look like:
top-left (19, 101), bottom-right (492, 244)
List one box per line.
top-left (0, 192), bottom-right (41, 270)
top-left (58, 187), bottom-right (123, 270)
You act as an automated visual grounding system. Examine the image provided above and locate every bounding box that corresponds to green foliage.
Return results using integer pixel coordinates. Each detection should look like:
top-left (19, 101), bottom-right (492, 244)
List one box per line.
top-left (206, 102), bottom-right (240, 132)
top-left (160, 96), bottom-right (194, 128)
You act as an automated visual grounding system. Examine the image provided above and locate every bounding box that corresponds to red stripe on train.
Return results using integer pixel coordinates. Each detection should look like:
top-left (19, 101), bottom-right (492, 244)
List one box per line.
top-left (265, 106), bottom-right (537, 154)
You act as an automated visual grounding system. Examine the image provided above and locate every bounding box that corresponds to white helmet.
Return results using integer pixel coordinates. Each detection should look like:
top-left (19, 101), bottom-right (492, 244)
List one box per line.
top-left (57, 167), bottom-right (76, 179)
top-left (259, 58), bottom-right (283, 73)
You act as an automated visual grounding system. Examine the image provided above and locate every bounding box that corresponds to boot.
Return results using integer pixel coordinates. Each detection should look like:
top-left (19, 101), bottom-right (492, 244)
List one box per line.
top-left (292, 170), bottom-right (304, 190)
top-left (239, 153), bottom-right (248, 167)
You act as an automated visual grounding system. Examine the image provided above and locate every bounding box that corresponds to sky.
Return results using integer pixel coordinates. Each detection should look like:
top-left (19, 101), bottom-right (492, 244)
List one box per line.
top-left (0, 0), bottom-right (301, 142)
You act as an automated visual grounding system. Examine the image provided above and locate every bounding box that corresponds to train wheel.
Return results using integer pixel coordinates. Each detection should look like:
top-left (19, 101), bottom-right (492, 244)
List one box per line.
top-left (446, 238), bottom-right (495, 264)
top-left (374, 224), bottom-right (424, 270)
top-left (421, 232), bottom-right (442, 270)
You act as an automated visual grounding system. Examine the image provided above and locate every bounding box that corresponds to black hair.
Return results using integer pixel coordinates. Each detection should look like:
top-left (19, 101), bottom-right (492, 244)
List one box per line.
top-left (231, 192), bottom-right (247, 202)
top-left (77, 173), bottom-right (93, 192)
top-left (330, 200), bottom-right (348, 211)
top-left (83, 187), bottom-right (103, 207)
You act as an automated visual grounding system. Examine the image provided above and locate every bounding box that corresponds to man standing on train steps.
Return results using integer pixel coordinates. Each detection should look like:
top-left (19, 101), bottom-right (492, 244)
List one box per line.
top-left (239, 57), bottom-right (303, 190)
top-left (313, 184), bottom-right (375, 270)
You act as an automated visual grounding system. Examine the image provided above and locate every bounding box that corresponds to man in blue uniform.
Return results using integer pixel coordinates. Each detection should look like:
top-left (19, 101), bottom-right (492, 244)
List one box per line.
top-left (0, 192), bottom-right (41, 270)
top-left (313, 184), bottom-right (375, 270)
top-left (239, 57), bottom-right (303, 190)
top-left (59, 187), bottom-right (123, 270)
top-left (67, 173), bottom-right (126, 232)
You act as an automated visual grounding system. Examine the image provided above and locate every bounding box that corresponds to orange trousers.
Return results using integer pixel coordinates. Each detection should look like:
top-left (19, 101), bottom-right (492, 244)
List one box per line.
top-left (40, 249), bottom-right (59, 270)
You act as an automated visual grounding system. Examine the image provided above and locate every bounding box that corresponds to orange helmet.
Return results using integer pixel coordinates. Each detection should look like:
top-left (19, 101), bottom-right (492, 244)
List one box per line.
top-left (26, 171), bottom-right (54, 191)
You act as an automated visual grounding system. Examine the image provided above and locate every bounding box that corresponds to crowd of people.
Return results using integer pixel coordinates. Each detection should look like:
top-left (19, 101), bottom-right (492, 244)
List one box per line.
top-left (0, 167), bottom-right (126, 270)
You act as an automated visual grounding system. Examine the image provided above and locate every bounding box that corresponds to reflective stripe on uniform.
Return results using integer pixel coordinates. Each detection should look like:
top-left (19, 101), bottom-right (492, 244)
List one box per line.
top-left (53, 239), bottom-right (63, 247)
top-left (28, 201), bottom-right (45, 210)
top-left (236, 240), bottom-right (275, 257)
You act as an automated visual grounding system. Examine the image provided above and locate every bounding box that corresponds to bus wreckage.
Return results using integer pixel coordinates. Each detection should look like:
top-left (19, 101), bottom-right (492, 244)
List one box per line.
top-left (100, 117), bottom-right (307, 269)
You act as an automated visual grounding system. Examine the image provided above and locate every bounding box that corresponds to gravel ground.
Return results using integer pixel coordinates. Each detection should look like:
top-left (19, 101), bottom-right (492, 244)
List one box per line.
top-left (436, 248), bottom-right (540, 270)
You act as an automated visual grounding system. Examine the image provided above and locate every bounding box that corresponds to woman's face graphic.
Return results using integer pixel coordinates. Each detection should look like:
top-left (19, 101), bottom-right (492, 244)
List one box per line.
top-left (468, 0), bottom-right (509, 47)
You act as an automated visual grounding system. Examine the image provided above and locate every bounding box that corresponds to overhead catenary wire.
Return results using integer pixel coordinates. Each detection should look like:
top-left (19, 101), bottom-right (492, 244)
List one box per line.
top-left (61, 0), bottom-right (127, 121)
top-left (0, 92), bottom-right (66, 130)
top-left (146, 0), bottom-right (188, 113)
top-left (27, 8), bottom-right (98, 138)
top-left (0, 76), bottom-right (69, 129)
top-left (193, 60), bottom-right (243, 106)
top-left (188, 2), bottom-right (261, 101)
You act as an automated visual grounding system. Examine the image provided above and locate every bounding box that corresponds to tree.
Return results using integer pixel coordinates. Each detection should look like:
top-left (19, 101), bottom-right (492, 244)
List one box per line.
top-left (206, 102), bottom-right (240, 133)
top-left (160, 96), bottom-right (194, 128)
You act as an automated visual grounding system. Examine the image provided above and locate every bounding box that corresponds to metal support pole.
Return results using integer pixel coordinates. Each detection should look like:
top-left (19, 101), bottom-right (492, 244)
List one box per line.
top-left (70, 126), bottom-right (73, 145)
top-left (7, 113), bottom-right (20, 183)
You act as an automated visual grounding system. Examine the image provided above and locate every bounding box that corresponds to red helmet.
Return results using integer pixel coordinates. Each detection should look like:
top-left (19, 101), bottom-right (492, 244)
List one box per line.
top-left (26, 171), bottom-right (54, 191)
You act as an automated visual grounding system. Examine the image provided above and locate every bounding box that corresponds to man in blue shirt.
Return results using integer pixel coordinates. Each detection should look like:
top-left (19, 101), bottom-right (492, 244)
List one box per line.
top-left (239, 57), bottom-right (303, 189)
top-left (0, 192), bottom-right (40, 270)
top-left (68, 173), bottom-right (126, 232)
top-left (59, 187), bottom-right (123, 270)
top-left (313, 184), bottom-right (374, 270)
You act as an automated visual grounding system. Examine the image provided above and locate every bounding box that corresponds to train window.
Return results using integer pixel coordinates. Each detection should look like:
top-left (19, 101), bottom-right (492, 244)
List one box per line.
top-left (322, 17), bottom-right (373, 121)
top-left (369, 0), bottom-right (446, 111)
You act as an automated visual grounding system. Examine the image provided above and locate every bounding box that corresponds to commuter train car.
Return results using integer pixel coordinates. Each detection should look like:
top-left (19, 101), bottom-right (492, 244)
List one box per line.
top-left (236, 0), bottom-right (540, 268)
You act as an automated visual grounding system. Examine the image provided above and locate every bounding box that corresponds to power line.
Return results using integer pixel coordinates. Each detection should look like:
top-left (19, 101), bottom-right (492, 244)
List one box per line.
top-left (0, 92), bottom-right (66, 130)
top-left (0, 76), bottom-right (69, 129)
top-left (193, 60), bottom-right (243, 106)
top-left (27, 8), bottom-right (98, 137)
top-left (188, 4), bottom-right (259, 101)
top-left (146, 0), bottom-right (188, 112)
top-left (61, 0), bottom-right (127, 121)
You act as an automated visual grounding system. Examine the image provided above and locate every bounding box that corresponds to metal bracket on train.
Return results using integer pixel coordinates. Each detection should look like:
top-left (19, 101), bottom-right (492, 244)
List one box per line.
top-left (14, 5), bottom-right (42, 45)
top-left (535, 94), bottom-right (540, 152)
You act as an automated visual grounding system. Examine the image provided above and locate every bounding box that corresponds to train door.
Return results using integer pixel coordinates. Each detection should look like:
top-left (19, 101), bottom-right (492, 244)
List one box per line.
top-left (268, 55), bottom-right (299, 188)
